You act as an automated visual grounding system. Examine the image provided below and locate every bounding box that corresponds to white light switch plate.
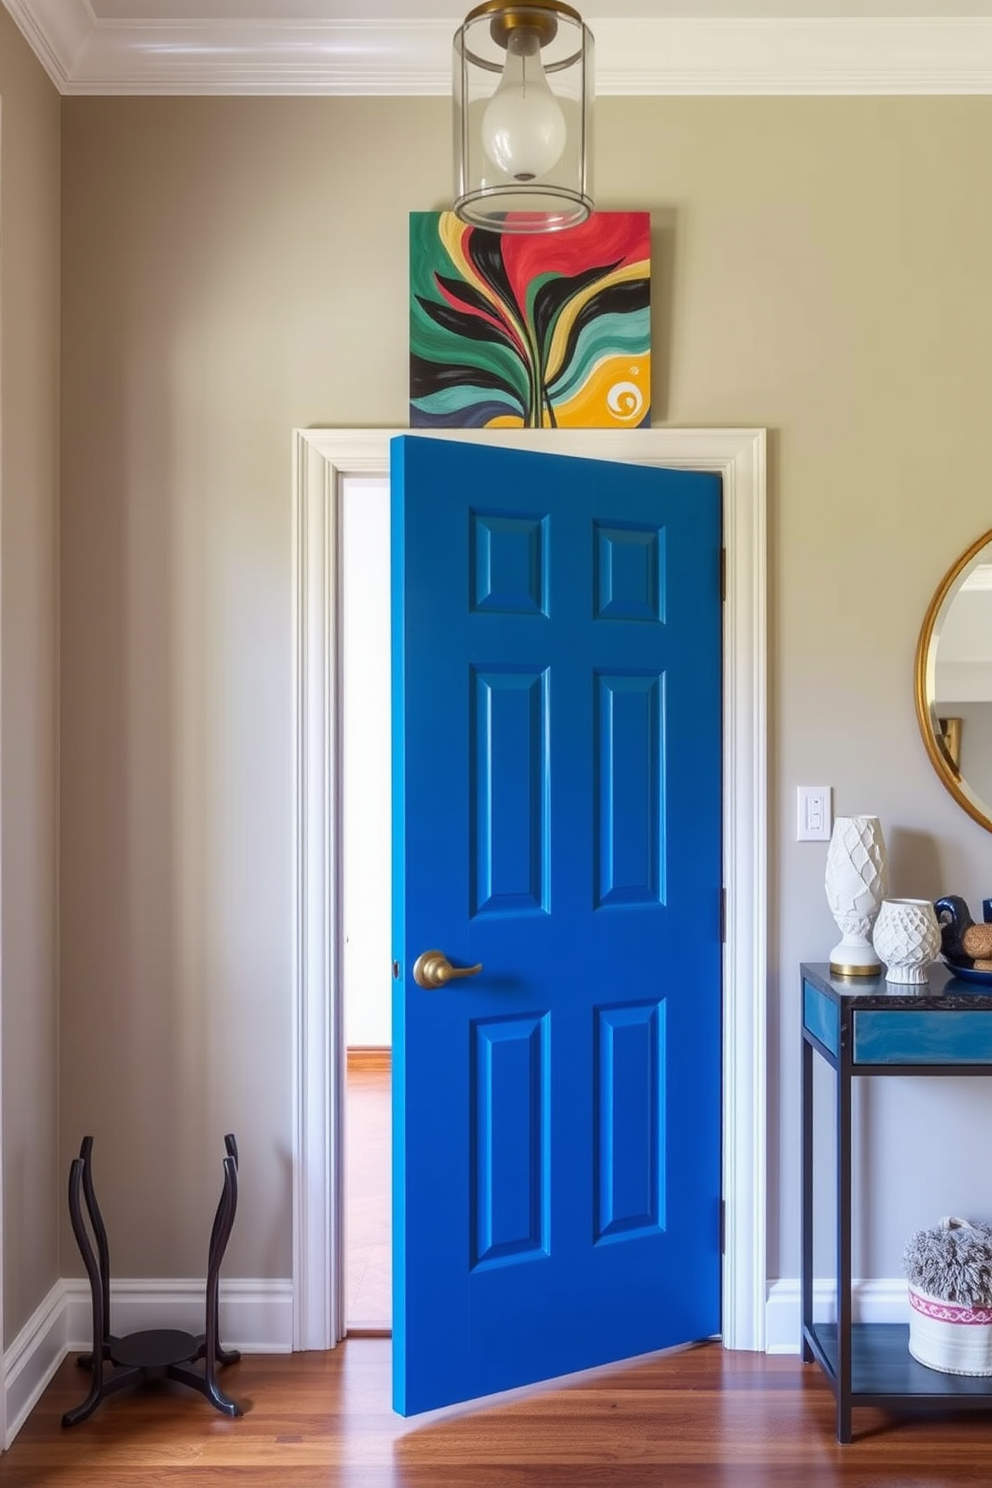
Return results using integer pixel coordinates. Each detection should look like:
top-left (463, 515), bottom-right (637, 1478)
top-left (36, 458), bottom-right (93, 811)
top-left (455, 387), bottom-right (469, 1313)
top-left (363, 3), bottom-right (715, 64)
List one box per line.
top-left (797, 785), bottom-right (832, 841)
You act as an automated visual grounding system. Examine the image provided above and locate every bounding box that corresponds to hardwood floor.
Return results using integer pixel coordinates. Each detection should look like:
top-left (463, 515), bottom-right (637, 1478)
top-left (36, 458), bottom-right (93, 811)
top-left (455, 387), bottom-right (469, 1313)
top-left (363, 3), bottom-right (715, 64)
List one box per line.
top-left (7, 1339), bottom-right (992, 1486)
top-left (346, 1049), bottom-right (391, 1075)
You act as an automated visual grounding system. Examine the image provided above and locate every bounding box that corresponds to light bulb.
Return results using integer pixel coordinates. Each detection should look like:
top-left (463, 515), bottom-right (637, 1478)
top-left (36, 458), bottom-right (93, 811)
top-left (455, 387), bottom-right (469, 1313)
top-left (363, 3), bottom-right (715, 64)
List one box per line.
top-left (481, 25), bottom-right (566, 183)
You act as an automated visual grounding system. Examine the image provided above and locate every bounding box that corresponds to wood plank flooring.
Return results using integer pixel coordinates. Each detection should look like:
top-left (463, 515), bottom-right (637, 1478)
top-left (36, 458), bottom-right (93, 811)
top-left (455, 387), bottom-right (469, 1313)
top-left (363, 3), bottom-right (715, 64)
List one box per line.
top-left (346, 1049), bottom-right (391, 1075)
top-left (7, 1339), bottom-right (992, 1487)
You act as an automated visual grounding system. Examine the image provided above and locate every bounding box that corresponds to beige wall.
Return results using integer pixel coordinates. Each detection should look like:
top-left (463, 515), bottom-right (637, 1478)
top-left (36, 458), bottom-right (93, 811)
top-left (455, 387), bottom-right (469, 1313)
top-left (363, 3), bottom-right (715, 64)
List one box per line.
top-left (59, 93), bottom-right (992, 1285)
top-left (0, 9), bottom-right (61, 1346)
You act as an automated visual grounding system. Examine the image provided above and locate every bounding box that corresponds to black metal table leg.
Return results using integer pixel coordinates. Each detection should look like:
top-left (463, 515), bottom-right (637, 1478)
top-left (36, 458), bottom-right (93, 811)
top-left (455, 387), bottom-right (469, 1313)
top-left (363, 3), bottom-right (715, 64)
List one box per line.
top-left (801, 1033), bottom-right (814, 1363)
top-left (836, 1013), bottom-right (853, 1444)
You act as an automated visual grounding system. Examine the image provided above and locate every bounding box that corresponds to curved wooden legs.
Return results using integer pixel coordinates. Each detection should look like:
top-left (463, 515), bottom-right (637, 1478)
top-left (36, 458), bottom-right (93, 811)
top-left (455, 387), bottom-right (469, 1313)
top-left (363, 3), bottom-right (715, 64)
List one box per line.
top-left (63, 1151), bottom-right (122, 1426)
top-left (173, 1135), bottom-right (241, 1415)
top-left (202, 1135), bottom-right (242, 1368)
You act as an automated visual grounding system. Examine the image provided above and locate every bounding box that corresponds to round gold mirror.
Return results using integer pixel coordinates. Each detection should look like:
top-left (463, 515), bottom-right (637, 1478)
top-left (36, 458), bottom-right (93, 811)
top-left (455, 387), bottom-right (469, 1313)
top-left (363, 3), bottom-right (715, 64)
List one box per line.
top-left (915, 527), bottom-right (992, 834)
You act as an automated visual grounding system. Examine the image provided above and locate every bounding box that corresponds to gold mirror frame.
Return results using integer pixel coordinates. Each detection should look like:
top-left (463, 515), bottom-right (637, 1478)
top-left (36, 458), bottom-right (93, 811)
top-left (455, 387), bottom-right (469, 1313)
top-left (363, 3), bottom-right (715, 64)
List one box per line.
top-left (914, 526), bottom-right (992, 835)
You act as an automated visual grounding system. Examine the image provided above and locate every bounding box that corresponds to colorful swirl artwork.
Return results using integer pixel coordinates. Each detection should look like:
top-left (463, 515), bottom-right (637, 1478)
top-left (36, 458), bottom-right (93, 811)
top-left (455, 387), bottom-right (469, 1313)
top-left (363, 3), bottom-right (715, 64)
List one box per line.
top-left (410, 211), bottom-right (651, 430)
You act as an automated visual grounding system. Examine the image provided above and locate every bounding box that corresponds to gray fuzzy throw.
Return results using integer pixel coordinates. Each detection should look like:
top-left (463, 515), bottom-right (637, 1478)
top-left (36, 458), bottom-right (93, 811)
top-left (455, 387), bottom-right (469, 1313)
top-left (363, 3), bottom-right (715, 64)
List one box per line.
top-left (904, 1216), bottom-right (992, 1306)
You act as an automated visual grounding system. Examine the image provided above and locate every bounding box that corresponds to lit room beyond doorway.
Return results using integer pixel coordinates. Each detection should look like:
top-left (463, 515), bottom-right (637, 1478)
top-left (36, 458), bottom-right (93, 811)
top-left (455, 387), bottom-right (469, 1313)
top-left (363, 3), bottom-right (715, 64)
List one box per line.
top-left (343, 475), bottom-right (392, 1334)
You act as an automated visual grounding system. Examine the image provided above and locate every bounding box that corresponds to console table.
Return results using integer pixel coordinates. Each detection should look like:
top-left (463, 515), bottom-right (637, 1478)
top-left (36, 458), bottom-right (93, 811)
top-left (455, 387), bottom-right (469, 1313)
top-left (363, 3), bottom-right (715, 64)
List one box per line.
top-left (802, 961), bottom-right (992, 1443)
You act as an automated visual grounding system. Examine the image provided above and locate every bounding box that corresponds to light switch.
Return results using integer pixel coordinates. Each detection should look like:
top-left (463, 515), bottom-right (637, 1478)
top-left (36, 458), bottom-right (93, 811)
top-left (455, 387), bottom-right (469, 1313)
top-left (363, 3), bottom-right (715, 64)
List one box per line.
top-left (797, 785), bottom-right (832, 842)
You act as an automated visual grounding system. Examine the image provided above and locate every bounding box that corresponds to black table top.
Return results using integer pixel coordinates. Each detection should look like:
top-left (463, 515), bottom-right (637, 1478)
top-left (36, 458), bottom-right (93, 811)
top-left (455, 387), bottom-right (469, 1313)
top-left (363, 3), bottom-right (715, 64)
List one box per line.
top-left (802, 960), bottom-right (992, 1011)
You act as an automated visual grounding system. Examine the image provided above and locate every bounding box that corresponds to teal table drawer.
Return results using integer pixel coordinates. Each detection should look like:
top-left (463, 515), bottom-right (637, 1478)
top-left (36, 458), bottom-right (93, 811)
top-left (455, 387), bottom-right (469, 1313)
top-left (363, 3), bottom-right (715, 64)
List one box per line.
top-left (804, 980), bottom-right (839, 1057)
top-left (853, 1008), bottom-right (992, 1064)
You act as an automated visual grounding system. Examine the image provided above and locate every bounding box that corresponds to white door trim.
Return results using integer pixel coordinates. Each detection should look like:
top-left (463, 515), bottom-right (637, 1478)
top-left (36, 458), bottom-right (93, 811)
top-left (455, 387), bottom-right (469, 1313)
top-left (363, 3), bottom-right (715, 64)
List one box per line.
top-left (0, 94), bottom-right (6, 1451)
top-left (291, 426), bottom-right (767, 1354)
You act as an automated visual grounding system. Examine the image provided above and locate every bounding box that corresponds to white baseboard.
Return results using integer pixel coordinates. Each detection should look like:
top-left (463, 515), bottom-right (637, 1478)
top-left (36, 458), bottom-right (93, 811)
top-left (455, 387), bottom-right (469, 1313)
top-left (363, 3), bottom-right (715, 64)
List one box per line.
top-left (765, 1277), bottom-right (909, 1354)
top-left (3, 1276), bottom-right (294, 1450)
top-left (62, 1277), bottom-right (294, 1354)
top-left (3, 1282), bottom-right (70, 1448)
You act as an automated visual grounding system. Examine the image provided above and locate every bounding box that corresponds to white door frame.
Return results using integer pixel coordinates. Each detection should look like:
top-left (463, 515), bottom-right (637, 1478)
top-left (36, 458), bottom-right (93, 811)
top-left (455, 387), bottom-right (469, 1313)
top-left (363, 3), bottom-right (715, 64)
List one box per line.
top-left (0, 95), bottom-right (6, 1452)
top-left (291, 426), bottom-right (768, 1355)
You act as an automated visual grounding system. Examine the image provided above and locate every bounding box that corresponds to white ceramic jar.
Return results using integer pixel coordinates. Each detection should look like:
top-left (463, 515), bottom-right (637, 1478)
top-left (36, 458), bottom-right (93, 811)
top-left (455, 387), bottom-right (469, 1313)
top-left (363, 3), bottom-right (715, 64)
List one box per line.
top-left (872, 897), bottom-right (941, 984)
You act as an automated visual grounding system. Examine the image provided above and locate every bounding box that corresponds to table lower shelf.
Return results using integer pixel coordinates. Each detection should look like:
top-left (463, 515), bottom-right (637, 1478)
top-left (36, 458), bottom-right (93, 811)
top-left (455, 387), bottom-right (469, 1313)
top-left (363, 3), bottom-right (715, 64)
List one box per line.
top-left (807, 1323), bottom-right (992, 1407)
top-left (111, 1329), bottom-right (201, 1370)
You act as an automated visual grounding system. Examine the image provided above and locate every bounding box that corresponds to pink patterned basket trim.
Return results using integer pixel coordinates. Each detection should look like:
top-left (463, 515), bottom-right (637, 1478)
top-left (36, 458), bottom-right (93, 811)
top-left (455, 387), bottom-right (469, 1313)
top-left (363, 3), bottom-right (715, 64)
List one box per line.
top-left (910, 1289), bottom-right (992, 1326)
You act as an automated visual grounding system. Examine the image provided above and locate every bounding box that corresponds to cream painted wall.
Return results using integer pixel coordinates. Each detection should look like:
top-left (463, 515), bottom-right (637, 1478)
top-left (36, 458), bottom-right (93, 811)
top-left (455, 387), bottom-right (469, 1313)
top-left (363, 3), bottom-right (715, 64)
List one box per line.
top-left (59, 93), bottom-right (992, 1286)
top-left (0, 8), bottom-right (61, 1346)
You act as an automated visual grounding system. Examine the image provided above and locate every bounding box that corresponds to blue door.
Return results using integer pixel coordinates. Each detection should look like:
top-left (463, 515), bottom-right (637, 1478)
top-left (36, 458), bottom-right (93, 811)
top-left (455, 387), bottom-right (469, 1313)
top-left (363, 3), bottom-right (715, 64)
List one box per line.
top-left (391, 436), bottom-right (722, 1416)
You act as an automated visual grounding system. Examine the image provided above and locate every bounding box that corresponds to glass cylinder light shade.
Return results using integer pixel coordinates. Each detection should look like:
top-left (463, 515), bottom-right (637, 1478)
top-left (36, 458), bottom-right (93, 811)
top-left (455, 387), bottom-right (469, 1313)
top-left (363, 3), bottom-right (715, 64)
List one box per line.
top-left (453, 1), bottom-right (594, 233)
top-left (872, 898), bottom-right (941, 985)
top-left (824, 815), bottom-right (889, 976)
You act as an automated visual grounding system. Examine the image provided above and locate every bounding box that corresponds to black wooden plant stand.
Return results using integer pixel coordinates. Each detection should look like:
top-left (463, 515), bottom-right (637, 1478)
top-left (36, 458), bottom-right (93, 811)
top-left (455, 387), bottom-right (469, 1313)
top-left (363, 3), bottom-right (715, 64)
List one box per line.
top-left (62, 1133), bottom-right (242, 1427)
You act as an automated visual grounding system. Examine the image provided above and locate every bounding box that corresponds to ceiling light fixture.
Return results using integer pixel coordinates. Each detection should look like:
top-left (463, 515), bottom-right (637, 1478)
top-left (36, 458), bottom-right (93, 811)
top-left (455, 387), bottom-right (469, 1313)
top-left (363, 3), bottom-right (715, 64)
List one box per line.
top-left (453, 1), bottom-right (594, 234)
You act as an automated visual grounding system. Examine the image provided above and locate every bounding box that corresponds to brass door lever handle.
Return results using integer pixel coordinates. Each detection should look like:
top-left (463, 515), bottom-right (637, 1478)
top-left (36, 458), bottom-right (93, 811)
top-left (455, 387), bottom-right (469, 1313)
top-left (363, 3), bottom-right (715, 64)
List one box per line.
top-left (412, 950), bottom-right (483, 989)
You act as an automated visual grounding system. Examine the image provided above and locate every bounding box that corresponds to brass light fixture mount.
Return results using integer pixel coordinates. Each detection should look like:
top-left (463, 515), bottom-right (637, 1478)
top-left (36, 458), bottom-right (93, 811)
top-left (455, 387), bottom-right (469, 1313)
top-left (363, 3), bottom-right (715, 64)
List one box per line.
top-left (459, 1), bottom-right (583, 72)
top-left (481, 2), bottom-right (562, 52)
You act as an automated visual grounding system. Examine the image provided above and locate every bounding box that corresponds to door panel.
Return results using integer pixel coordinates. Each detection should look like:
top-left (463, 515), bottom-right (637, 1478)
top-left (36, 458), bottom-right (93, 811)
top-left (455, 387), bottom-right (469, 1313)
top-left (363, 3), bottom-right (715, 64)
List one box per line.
top-left (392, 435), bottom-right (722, 1416)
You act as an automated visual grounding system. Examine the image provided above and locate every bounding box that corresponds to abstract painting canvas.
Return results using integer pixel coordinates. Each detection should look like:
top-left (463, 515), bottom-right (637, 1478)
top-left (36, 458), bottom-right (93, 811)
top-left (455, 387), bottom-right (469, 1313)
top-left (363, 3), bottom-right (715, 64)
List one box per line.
top-left (410, 211), bottom-right (650, 430)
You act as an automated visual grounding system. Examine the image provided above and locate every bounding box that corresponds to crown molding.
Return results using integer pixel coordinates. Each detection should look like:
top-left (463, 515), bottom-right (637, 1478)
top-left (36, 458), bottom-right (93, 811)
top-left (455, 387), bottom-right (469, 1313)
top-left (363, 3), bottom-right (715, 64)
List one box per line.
top-left (2, 0), bottom-right (92, 90)
top-left (6, 3), bottom-right (992, 97)
top-left (601, 16), bottom-right (992, 96)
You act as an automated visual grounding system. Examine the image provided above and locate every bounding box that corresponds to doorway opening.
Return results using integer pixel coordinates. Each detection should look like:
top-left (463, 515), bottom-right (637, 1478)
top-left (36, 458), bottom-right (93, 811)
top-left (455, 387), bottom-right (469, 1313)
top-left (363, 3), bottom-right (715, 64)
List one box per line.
top-left (291, 425), bottom-right (768, 1359)
top-left (342, 474), bottom-right (392, 1335)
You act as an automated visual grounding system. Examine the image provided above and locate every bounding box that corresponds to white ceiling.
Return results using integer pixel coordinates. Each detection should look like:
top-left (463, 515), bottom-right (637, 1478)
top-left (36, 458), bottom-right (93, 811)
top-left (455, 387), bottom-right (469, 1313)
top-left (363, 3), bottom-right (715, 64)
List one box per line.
top-left (6, 0), bottom-right (992, 94)
top-left (83, 1), bottom-right (992, 16)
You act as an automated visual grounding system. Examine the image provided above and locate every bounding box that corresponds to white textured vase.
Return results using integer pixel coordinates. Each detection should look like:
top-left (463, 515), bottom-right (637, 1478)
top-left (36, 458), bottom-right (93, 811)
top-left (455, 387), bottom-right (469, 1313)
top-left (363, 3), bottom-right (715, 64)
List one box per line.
top-left (825, 815), bottom-right (889, 976)
top-left (873, 898), bottom-right (941, 984)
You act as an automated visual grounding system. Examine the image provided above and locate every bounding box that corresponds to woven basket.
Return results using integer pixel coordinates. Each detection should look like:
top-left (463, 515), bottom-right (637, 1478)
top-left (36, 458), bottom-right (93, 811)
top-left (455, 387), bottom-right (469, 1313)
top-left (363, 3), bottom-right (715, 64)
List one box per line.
top-left (908, 1285), bottom-right (992, 1375)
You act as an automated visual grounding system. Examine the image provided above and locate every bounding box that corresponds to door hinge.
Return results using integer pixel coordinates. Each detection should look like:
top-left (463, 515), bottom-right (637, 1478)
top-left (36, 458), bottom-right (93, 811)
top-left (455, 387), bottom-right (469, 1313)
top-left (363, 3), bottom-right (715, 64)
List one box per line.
top-left (720, 886), bottom-right (726, 944)
top-left (720, 1198), bottom-right (726, 1255)
top-left (720, 547), bottom-right (727, 602)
